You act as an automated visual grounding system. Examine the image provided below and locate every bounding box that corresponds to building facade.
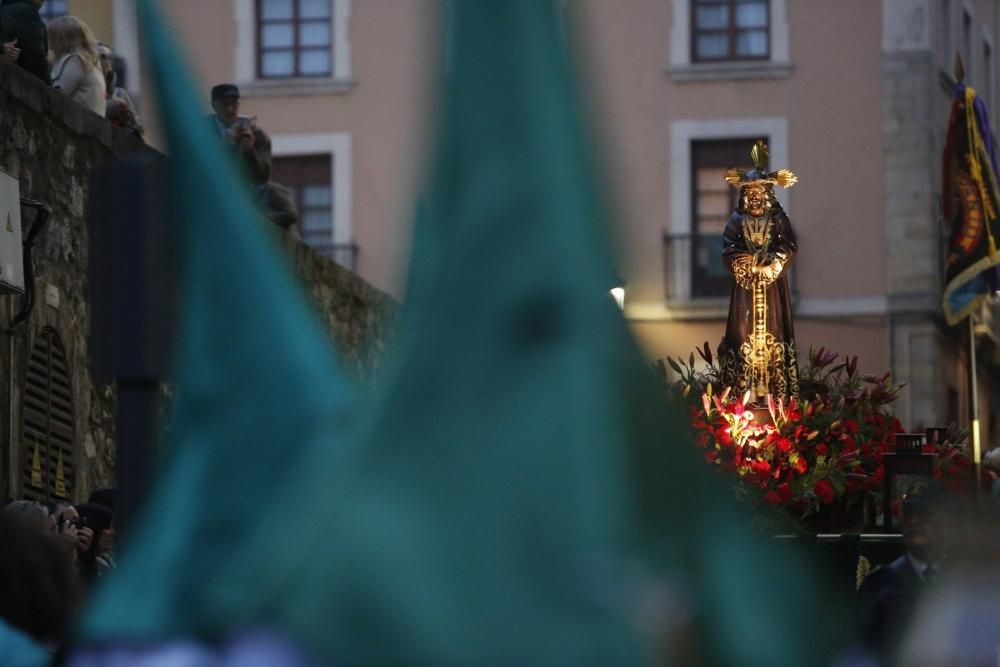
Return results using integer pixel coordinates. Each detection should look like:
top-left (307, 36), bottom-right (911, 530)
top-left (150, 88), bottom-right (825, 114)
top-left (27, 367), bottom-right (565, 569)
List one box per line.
top-left (88, 0), bottom-right (999, 445)
top-left (595, 0), bottom-right (1000, 445)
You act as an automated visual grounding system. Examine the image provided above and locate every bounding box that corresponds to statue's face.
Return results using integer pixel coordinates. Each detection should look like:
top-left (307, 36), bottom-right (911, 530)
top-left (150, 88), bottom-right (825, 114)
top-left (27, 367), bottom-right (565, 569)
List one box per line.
top-left (742, 185), bottom-right (771, 217)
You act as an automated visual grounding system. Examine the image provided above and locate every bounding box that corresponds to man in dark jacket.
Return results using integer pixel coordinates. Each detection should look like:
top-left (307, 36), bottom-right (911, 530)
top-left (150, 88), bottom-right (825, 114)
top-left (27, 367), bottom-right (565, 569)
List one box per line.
top-left (856, 490), bottom-right (946, 662)
top-left (208, 83), bottom-right (271, 185)
top-left (1, 0), bottom-right (49, 84)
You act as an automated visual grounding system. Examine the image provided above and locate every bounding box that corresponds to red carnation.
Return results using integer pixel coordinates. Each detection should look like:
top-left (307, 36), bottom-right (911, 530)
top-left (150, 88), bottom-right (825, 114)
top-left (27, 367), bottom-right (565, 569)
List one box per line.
top-left (750, 460), bottom-right (771, 484)
top-left (775, 436), bottom-right (793, 453)
top-left (777, 482), bottom-right (792, 502)
top-left (815, 443), bottom-right (829, 457)
top-left (813, 479), bottom-right (835, 505)
top-left (764, 491), bottom-right (781, 506)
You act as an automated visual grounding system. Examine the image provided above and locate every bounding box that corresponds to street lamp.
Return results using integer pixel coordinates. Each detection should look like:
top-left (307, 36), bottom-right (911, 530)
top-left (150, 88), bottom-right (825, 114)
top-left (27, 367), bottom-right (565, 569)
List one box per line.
top-left (609, 273), bottom-right (626, 311)
top-left (609, 285), bottom-right (625, 311)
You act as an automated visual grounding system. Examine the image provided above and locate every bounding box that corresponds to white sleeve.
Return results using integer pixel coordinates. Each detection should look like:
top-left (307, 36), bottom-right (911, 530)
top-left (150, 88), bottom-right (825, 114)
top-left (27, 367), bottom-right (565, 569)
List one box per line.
top-left (52, 55), bottom-right (85, 95)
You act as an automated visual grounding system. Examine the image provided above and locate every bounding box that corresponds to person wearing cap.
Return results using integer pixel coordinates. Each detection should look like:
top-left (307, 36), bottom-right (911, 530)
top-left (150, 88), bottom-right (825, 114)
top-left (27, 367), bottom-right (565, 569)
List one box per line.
top-left (209, 83), bottom-right (271, 185)
top-left (856, 486), bottom-right (947, 662)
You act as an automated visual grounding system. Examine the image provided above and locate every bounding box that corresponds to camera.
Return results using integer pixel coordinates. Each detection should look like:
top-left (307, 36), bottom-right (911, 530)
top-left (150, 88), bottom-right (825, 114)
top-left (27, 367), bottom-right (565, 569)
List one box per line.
top-left (233, 115), bottom-right (256, 131)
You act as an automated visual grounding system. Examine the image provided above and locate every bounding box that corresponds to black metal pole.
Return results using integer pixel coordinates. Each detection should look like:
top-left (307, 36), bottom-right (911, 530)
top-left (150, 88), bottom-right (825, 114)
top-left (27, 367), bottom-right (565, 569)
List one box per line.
top-left (114, 380), bottom-right (160, 534)
top-left (89, 153), bottom-right (174, 539)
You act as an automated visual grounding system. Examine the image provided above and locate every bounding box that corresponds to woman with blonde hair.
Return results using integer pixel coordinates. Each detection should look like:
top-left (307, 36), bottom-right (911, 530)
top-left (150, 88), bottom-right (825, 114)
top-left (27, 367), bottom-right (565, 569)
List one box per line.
top-left (49, 15), bottom-right (105, 115)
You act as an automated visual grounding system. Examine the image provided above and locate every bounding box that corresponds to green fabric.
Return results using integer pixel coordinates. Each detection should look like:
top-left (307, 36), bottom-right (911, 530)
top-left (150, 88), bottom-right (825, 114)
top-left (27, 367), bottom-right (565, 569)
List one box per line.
top-left (79, 0), bottom-right (353, 644)
top-left (81, 1), bottom-right (837, 664)
top-left (213, 2), bottom-right (836, 665)
top-left (0, 619), bottom-right (48, 667)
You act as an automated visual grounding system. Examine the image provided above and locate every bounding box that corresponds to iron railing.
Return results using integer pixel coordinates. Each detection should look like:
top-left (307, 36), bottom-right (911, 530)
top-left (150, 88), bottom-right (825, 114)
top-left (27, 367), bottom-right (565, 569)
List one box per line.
top-left (663, 231), bottom-right (799, 303)
top-left (662, 232), bottom-right (730, 301)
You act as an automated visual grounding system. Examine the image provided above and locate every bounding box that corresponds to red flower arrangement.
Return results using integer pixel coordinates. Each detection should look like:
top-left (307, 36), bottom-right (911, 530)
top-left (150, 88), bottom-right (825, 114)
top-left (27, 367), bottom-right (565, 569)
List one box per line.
top-left (658, 344), bottom-right (977, 530)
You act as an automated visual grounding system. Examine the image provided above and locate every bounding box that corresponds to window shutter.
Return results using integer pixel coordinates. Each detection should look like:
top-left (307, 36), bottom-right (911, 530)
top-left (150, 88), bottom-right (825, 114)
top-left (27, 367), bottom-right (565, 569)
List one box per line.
top-left (22, 328), bottom-right (75, 502)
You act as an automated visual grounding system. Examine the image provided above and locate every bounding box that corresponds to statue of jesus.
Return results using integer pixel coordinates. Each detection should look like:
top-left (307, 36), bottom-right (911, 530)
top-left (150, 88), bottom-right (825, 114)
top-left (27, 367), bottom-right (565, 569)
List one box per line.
top-left (717, 141), bottom-right (799, 402)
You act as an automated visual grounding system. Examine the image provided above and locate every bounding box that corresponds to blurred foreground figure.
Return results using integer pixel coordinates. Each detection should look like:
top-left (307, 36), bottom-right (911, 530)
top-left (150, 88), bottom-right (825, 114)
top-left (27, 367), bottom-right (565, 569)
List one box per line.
top-left (71, 1), bottom-right (838, 665)
top-left (894, 504), bottom-right (1000, 666)
top-left (857, 489), bottom-right (948, 662)
top-left (0, 511), bottom-right (81, 664)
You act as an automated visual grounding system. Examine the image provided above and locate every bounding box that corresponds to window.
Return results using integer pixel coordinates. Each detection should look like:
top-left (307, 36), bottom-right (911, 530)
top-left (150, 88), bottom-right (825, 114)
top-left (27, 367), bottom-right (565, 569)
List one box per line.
top-left (21, 328), bottom-right (75, 503)
top-left (271, 133), bottom-right (353, 267)
top-left (666, 117), bottom-right (788, 313)
top-left (689, 140), bottom-right (753, 297)
top-left (692, 0), bottom-right (770, 62)
top-left (38, 0), bottom-right (68, 22)
top-left (257, 0), bottom-right (332, 78)
top-left (273, 154), bottom-right (356, 269)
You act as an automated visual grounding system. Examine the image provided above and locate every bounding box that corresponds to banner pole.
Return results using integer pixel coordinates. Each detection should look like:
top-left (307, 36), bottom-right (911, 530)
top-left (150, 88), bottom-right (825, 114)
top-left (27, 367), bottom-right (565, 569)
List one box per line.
top-left (969, 315), bottom-right (982, 497)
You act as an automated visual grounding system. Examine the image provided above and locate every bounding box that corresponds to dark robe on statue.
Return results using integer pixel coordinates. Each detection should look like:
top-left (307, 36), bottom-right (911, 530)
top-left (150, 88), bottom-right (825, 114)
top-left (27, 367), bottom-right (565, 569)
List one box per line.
top-left (718, 203), bottom-right (799, 399)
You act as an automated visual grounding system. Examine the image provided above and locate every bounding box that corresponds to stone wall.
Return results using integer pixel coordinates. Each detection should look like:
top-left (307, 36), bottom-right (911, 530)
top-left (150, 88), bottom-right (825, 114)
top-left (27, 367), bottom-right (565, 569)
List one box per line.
top-left (0, 61), bottom-right (396, 503)
top-left (281, 233), bottom-right (398, 383)
top-left (881, 39), bottom-right (944, 431)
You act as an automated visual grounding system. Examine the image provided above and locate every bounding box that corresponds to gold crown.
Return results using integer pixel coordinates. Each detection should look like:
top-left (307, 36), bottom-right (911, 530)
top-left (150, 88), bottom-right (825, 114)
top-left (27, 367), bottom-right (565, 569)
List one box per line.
top-left (724, 140), bottom-right (797, 189)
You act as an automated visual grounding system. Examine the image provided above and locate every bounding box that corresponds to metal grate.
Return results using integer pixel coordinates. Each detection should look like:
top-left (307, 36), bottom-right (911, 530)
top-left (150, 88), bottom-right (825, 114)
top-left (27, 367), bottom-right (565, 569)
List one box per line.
top-left (21, 328), bottom-right (75, 502)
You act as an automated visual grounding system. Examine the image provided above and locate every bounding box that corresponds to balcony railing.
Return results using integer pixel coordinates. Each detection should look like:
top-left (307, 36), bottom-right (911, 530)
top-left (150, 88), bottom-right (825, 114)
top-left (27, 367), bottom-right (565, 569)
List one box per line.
top-left (663, 232), bottom-right (731, 301)
top-left (304, 238), bottom-right (359, 272)
top-left (663, 232), bottom-right (799, 305)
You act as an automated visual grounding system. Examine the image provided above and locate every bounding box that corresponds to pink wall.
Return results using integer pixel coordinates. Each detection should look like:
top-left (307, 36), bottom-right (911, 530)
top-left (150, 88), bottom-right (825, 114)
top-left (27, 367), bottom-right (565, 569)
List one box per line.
top-left (156, 1), bottom-right (439, 296)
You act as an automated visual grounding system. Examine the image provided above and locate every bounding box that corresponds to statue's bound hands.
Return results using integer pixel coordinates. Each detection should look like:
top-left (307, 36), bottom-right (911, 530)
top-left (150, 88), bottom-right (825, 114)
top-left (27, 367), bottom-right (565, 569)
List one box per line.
top-left (755, 258), bottom-right (784, 284)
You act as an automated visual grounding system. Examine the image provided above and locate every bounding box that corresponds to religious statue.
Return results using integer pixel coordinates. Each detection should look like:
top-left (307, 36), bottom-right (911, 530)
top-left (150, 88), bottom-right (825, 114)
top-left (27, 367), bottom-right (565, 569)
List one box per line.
top-left (717, 140), bottom-right (799, 401)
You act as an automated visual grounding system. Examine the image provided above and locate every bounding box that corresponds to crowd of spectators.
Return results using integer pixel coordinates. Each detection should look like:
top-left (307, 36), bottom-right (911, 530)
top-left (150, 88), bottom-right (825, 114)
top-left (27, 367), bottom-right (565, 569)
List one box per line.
top-left (0, 490), bottom-right (116, 664)
top-left (2, 1), bottom-right (299, 236)
top-left (0, 0), bottom-right (142, 137)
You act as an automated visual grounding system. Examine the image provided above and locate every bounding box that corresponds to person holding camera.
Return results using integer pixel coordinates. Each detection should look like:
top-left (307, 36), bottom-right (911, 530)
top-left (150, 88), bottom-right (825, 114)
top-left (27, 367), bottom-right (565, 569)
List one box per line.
top-left (50, 501), bottom-right (94, 564)
top-left (208, 83), bottom-right (271, 186)
top-left (207, 83), bottom-right (301, 234)
top-left (74, 503), bottom-right (115, 585)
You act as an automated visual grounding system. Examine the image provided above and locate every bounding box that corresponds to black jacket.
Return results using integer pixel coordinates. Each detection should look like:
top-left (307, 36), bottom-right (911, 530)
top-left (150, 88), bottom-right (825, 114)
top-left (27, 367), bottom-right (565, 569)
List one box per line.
top-left (856, 555), bottom-right (928, 660)
top-left (1, 0), bottom-right (50, 84)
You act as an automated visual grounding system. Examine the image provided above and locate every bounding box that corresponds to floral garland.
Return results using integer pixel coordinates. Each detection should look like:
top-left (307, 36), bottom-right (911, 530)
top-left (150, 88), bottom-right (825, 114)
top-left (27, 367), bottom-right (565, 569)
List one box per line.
top-left (659, 344), bottom-right (976, 527)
